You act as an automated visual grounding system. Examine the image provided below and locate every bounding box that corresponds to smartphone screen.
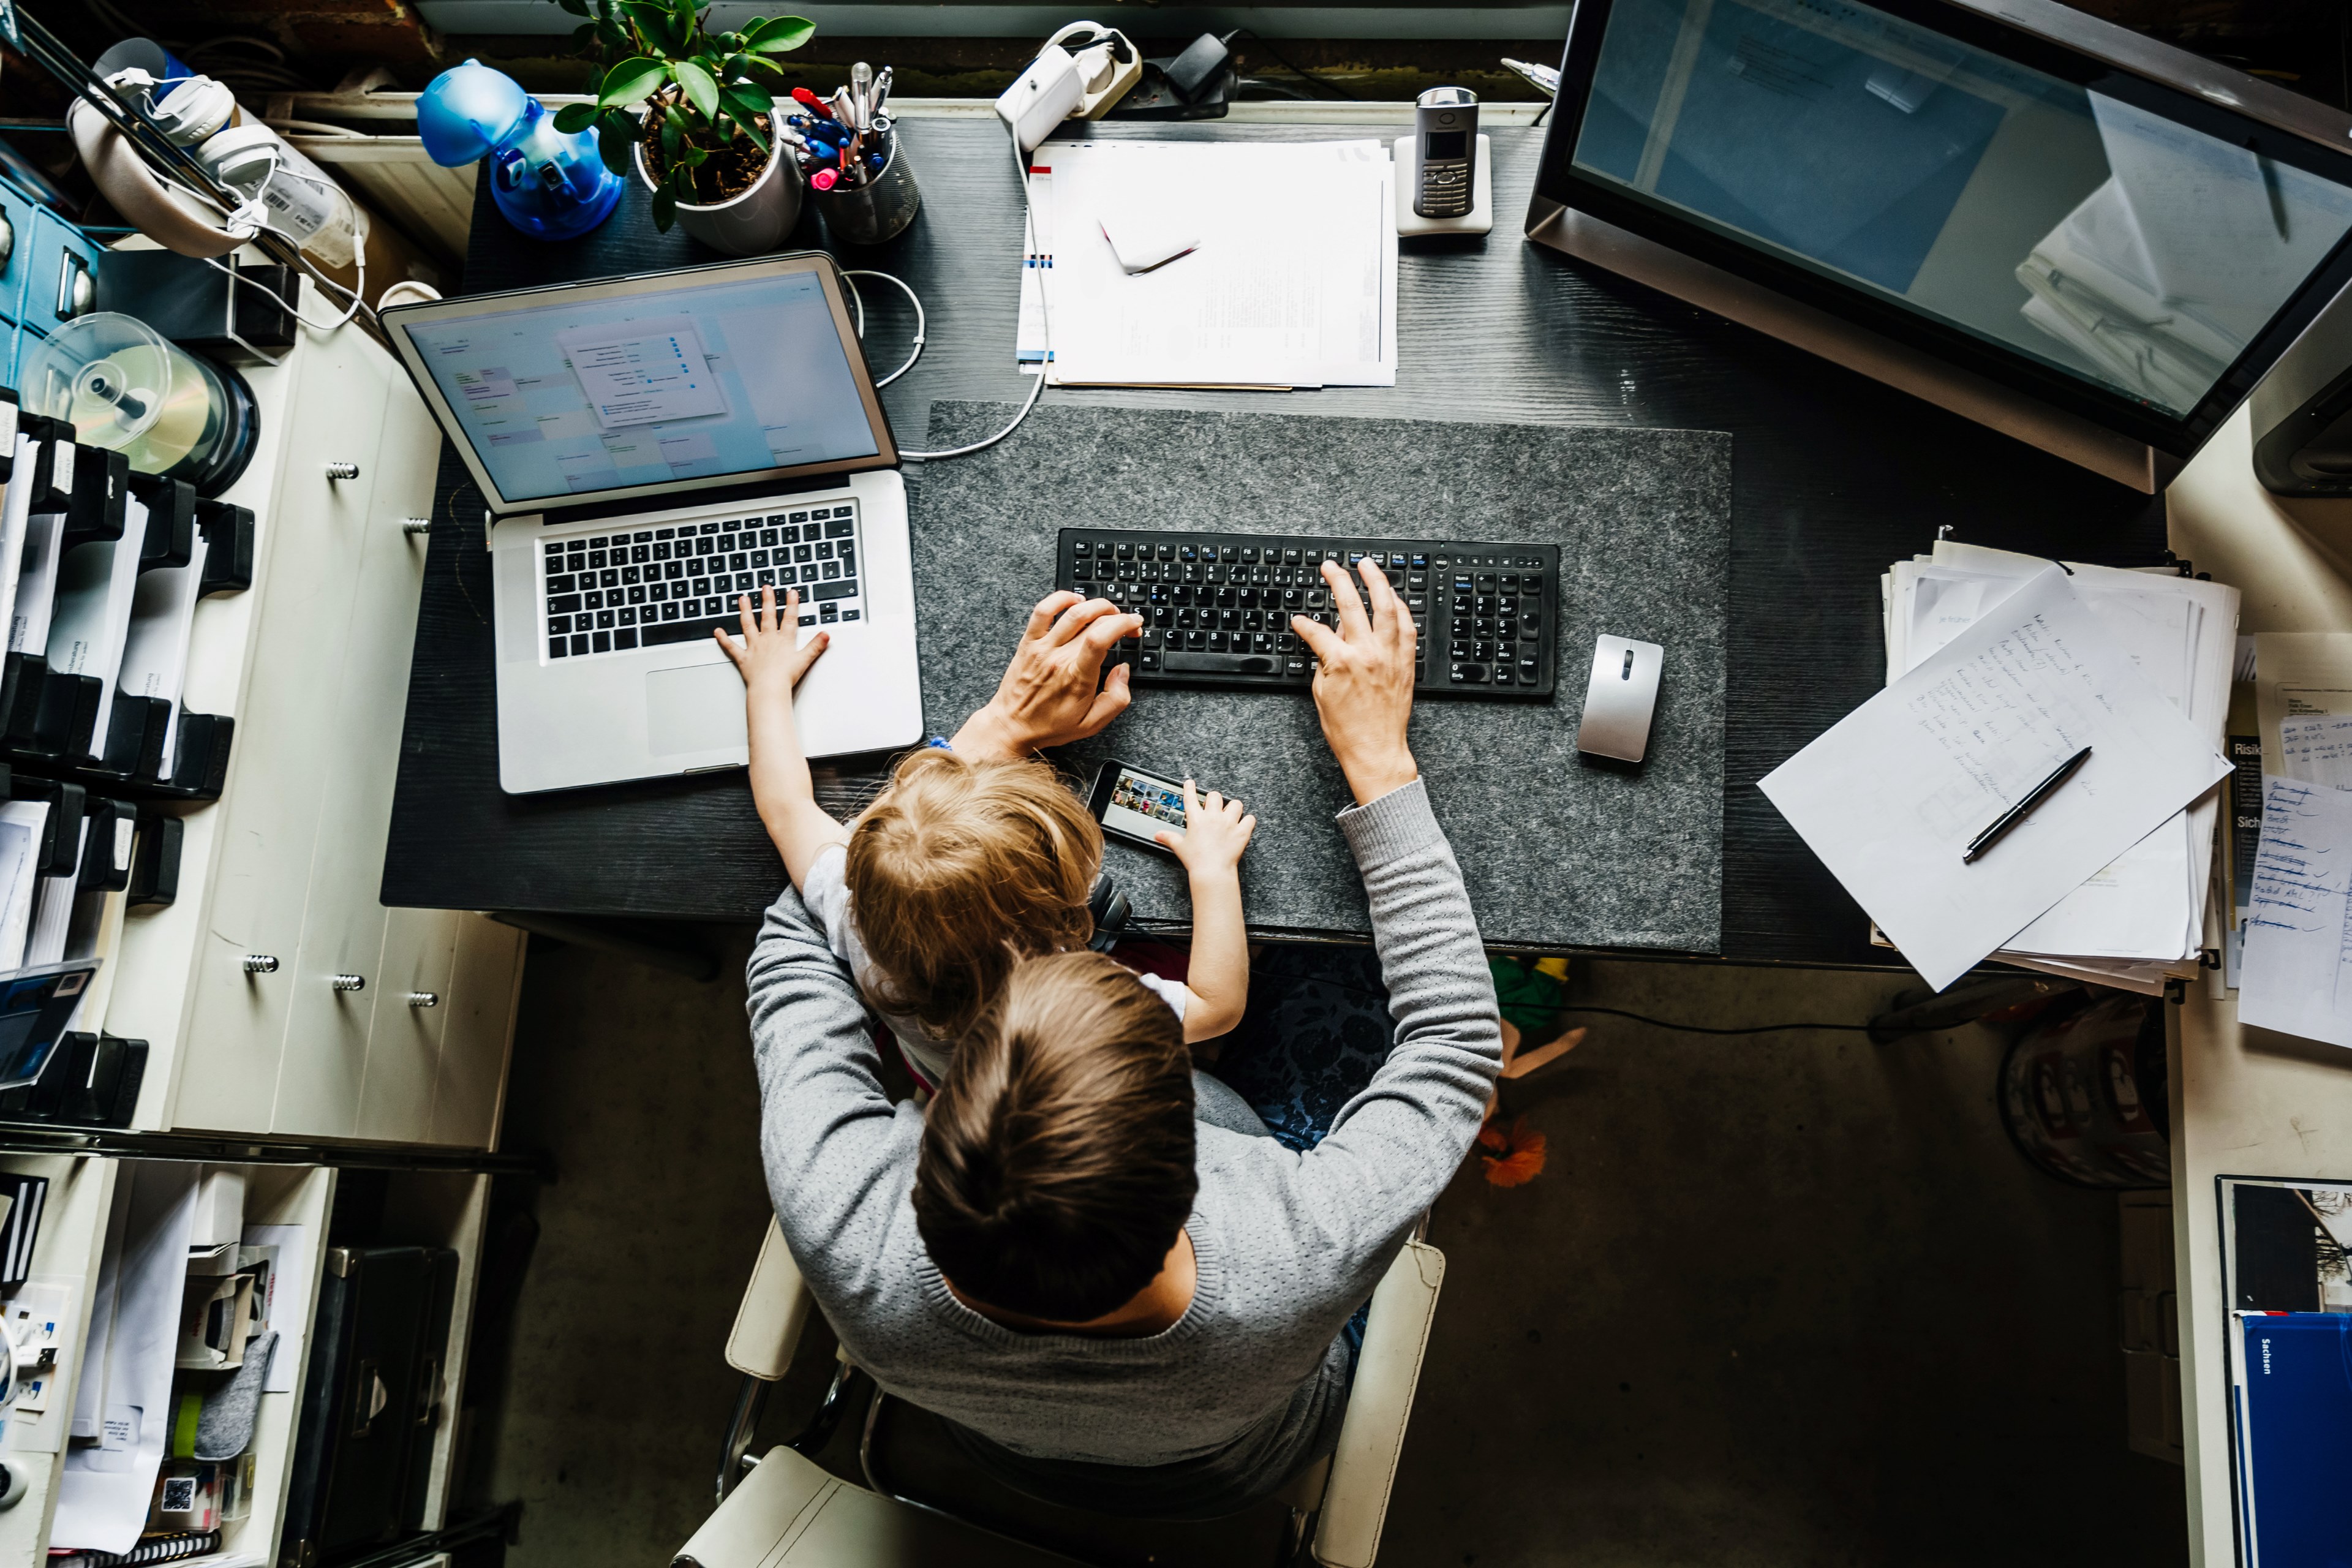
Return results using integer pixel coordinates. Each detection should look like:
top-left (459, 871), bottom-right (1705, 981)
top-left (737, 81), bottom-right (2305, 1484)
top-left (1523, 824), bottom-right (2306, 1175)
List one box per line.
top-left (1423, 130), bottom-right (1468, 162)
top-left (1096, 763), bottom-right (1192, 848)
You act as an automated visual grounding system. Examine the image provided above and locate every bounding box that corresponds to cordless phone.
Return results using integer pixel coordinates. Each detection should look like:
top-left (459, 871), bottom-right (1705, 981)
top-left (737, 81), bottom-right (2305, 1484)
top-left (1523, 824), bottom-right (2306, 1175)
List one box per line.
top-left (1413, 86), bottom-right (1477, 221)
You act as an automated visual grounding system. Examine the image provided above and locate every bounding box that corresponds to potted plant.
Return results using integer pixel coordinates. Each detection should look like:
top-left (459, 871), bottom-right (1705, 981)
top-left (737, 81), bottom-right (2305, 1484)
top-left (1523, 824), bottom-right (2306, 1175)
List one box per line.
top-left (551, 0), bottom-right (815, 254)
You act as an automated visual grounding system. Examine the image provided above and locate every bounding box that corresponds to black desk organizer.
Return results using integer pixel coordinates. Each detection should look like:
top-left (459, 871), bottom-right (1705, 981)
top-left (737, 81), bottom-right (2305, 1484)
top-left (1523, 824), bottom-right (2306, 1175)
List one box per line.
top-left (0, 450), bottom-right (250, 802)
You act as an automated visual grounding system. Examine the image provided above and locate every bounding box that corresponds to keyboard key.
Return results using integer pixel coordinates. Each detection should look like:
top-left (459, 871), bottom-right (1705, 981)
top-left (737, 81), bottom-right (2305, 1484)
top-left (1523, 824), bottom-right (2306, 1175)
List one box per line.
top-left (1450, 663), bottom-right (1488, 684)
top-left (571, 634), bottom-right (589, 656)
top-left (826, 518), bottom-right (855, 539)
top-left (657, 528), bottom-right (676, 540)
top-left (549, 636), bottom-right (568, 657)
top-left (592, 631), bottom-right (612, 653)
top-left (616, 628), bottom-right (638, 649)
top-left (588, 535), bottom-right (609, 548)
top-left (1519, 655), bottom-right (1539, 680)
top-left (820, 603), bottom-right (839, 622)
top-left (842, 609), bottom-right (861, 622)
top-left (1167, 650), bottom-right (1282, 676)
top-left (788, 511), bottom-right (809, 524)
top-left (768, 514), bottom-right (792, 526)
top-left (813, 578), bottom-right (858, 601)
top-left (549, 594), bottom-right (582, 614)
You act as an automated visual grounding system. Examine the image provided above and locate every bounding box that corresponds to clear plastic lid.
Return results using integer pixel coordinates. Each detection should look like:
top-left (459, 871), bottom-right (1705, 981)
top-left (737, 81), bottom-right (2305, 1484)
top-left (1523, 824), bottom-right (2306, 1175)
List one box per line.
top-left (21, 312), bottom-right (179, 447)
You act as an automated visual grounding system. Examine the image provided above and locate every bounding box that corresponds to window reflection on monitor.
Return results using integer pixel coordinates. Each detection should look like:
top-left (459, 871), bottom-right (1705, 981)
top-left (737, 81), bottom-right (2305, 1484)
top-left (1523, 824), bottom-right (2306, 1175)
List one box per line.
top-left (1569, 0), bottom-right (2352, 418)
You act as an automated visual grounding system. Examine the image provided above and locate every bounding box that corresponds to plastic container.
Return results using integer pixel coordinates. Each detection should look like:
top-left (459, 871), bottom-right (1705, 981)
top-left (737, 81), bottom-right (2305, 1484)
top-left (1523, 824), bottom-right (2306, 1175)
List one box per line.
top-left (418, 59), bottom-right (621, 242)
top-left (192, 123), bottom-right (366, 270)
top-left (21, 312), bottom-right (258, 497)
top-left (812, 128), bottom-right (919, 246)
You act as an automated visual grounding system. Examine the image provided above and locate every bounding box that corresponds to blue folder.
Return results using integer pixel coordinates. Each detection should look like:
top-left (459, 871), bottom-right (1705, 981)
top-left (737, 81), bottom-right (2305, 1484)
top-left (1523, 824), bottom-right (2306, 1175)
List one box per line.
top-left (2232, 1311), bottom-right (2352, 1567)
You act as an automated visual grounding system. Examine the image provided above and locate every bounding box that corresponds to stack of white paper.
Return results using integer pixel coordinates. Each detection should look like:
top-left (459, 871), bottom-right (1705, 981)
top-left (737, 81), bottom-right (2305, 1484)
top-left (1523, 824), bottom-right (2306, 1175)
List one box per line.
top-left (1014, 138), bottom-right (1398, 389)
top-left (1764, 565), bottom-right (2229, 992)
top-left (1873, 541), bottom-right (2239, 992)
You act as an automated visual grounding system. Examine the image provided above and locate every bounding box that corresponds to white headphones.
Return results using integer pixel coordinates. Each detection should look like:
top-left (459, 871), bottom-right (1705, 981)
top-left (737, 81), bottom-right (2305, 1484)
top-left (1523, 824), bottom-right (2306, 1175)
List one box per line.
top-left (66, 96), bottom-right (254, 258)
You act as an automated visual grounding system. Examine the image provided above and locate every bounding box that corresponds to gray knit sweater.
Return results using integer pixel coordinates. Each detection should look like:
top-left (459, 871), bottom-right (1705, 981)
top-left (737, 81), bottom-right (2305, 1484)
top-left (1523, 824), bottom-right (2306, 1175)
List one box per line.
top-left (748, 778), bottom-right (1502, 1491)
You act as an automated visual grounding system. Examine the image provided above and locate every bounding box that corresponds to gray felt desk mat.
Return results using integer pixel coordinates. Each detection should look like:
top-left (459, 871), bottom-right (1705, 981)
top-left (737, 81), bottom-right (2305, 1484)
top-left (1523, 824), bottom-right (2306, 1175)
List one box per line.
top-left (905, 402), bottom-right (1730, 953)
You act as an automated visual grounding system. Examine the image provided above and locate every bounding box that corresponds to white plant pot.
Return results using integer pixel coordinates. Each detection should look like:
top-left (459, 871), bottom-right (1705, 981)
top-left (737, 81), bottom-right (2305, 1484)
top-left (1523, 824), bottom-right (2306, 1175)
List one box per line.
top-left (635, 136), bottom-right (802, 255)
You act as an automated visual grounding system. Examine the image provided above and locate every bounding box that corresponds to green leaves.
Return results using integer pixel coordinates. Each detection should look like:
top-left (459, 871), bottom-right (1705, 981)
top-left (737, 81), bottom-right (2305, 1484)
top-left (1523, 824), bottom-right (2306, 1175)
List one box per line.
top-left (743, 15), bottom-right (813, 53)
top-left (669, 57), bottom-right (718, 117)
top-left (720, 81), bottom-right (772, 126)
top-left (594, 110), bottom-right (638, 177)
top-left (597, 55), bottom-right (666, 107)
top-left (570, 0), bottom-right (798, 209)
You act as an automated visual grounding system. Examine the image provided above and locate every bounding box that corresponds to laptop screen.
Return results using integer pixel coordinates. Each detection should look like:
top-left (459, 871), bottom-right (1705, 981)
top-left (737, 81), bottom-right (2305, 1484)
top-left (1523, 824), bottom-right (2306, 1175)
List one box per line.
top-left (388, 258), bottom-right (891, 510)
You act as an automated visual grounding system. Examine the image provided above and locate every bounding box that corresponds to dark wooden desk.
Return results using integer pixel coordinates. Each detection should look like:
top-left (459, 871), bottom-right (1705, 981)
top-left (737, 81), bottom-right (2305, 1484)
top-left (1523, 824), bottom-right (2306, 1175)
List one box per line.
top-left (382, 116), bottom-right (2161, 967)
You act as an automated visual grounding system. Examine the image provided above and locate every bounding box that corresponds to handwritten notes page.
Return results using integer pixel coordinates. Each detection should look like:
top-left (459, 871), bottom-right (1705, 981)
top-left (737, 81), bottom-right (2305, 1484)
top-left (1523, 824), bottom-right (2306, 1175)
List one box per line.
top-left (1762, 567), bottom-right (2230, 990)
top-left (2241, 777), bottom-right (2352, 1049)
top-left (2276, 715), bottom-right (2352, 790)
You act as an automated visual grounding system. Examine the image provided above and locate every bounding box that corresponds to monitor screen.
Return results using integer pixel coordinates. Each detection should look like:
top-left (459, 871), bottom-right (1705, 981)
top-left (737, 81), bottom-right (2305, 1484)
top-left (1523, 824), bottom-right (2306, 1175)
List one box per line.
top-left (1563, 0), bottom-right (2352, 421)
top-left (398, 269), bottom-right (882, 504)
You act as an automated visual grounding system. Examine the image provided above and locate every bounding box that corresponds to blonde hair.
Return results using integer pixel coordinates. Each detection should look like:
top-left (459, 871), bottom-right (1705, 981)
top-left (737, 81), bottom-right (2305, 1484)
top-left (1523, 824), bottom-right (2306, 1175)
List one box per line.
top-left (845, 748), bottom-right (1103, 1042)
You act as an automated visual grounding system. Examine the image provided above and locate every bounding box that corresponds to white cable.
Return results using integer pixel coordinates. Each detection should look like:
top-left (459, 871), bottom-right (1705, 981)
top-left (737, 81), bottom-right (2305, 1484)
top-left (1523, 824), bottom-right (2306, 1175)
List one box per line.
top-left (894, 123), bottom-right (1051, 462)
top-left (174, 143), bottom-right (372, 333)
top-left (838, 268), bottom-right (925, 387)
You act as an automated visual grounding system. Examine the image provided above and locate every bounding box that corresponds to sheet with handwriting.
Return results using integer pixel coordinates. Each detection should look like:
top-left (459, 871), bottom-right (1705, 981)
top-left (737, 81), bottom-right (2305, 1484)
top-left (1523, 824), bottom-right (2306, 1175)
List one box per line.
top-left (2241, 776), bottom-right (2352, 1049)
top-left (1761, 567), bottom-right (2230, 990)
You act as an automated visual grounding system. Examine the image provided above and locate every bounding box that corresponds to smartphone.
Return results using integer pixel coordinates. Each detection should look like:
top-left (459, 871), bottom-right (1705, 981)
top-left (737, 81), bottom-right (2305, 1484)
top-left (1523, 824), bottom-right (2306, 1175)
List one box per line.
top-left (1089, 759), bottom-right (1209, 854)
top-left (1414, 86), bottom-right (1477, 220)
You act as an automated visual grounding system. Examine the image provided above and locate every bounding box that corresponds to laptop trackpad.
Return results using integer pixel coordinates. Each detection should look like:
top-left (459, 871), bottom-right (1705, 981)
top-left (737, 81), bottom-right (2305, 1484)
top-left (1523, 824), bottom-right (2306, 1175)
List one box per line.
top-left (646, 663), bottom-right (747, 755)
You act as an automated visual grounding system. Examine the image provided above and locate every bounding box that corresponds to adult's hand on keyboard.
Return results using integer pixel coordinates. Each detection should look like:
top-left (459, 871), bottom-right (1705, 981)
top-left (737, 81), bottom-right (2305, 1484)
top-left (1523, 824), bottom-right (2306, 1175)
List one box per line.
top-left (952, 592), bottom-right (1144, 760)
top-left (1292, 560), bottom-right (1420, 807)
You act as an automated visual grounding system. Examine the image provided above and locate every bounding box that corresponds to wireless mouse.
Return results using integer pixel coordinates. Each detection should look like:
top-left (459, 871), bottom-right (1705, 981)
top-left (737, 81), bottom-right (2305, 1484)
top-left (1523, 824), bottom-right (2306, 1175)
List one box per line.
top-left (1576, 634), bottom-right (1664, 763)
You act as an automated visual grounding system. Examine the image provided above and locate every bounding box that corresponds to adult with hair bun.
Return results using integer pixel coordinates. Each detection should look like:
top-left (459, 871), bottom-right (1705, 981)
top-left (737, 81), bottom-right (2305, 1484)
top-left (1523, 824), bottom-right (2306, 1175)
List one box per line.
top-left (744, 563), bottom-right (1504, 1518)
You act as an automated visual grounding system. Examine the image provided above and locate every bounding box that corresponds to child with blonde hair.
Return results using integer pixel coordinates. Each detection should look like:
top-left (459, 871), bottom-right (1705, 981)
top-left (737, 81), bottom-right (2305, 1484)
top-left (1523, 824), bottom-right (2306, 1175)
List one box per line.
top-left (717, 586), bottom-right (1253, 1085)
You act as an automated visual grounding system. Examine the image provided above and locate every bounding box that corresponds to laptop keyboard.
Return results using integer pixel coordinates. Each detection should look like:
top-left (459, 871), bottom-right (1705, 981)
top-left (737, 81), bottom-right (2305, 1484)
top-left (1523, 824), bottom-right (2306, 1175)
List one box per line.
top-left (541, 499), bottom-right (862, 659)
top-left (1056, 529), bottom-right (1559, 698)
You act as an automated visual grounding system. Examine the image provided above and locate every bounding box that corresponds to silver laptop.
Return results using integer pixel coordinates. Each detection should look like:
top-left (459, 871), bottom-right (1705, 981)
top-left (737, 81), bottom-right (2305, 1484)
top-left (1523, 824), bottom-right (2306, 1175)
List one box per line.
top-left (382, 254), bottom-right (922, 794)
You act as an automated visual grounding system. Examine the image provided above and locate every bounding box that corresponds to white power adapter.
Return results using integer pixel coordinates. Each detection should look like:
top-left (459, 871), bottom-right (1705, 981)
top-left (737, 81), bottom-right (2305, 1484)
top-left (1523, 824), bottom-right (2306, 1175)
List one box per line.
top-left (995, 44), bottom-right (1087, 153)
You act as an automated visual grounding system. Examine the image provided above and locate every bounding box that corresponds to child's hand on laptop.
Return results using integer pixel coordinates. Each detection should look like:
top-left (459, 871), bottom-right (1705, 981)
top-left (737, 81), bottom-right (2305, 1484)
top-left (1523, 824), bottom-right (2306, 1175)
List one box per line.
top-left (720, 587), bottom-right (849, 888)
top-left (716, 585), bottom-right (829, 698)
top-left (1155, 781), bottom-right (1256, 1043)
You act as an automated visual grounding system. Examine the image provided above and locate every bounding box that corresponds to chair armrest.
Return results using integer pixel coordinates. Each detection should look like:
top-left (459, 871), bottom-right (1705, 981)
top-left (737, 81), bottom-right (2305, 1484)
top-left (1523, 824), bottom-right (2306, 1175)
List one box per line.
top-left (728, 1217), bottom-right (816, 1381)
top-left (1313, 1237), bottom-right (1445, 1568)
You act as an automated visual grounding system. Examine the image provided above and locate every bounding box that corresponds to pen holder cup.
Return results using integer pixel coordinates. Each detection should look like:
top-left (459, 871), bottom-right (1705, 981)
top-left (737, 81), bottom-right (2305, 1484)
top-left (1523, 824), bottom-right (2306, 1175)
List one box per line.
top-left (813, 129), bottom-right (919, 246)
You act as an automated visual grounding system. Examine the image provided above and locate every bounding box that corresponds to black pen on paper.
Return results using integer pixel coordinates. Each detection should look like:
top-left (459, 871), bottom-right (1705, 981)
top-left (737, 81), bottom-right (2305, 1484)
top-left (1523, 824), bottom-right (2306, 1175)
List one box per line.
top-left (1962, 746), bottom-right (2092, 864)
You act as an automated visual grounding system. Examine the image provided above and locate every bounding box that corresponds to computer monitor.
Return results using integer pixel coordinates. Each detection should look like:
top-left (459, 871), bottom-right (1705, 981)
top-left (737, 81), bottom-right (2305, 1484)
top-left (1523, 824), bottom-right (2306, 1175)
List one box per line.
top-left (1526, 0), bottom-right (2352, 491)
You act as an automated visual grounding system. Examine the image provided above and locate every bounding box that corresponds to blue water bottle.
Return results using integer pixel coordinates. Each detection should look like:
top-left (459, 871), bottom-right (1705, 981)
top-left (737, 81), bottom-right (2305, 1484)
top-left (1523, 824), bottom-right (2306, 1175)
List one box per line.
top-left (418, 59), bottom-right (622, 241)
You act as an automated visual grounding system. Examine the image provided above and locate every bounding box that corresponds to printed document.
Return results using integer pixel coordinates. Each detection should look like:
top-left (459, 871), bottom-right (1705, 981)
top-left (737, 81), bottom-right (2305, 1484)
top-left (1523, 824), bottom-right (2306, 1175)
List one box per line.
top-left (1018, 140), bottom-right (1397, 388)
top-left (55, 1164), bottom-right (198, 1555)
top-left (2241, 777), bottom-right (2352, 1049)
top-left (1763, 567), bottom-right (2230, 990)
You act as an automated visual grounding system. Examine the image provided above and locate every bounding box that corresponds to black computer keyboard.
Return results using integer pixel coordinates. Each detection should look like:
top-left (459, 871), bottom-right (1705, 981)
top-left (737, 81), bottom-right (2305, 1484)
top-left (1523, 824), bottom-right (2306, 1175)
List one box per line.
top-left (1055, 529), bottom-right (1558, 698)
top-left (539, 498), bottom-right (862, 660)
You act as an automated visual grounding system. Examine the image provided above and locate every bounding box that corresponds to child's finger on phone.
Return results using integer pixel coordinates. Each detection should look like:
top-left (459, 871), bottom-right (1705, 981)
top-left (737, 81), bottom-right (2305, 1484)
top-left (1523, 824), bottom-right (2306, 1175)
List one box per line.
top-left (1182, 778), bottom-right (1200, 818)
top-left (1152, 829), bottom-right (1182, 851)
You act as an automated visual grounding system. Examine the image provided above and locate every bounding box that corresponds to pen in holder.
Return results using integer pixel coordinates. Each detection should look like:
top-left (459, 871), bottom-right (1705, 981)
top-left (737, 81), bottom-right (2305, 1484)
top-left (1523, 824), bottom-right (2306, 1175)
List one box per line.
top-left (812, 127), bottom-right (919, 246)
